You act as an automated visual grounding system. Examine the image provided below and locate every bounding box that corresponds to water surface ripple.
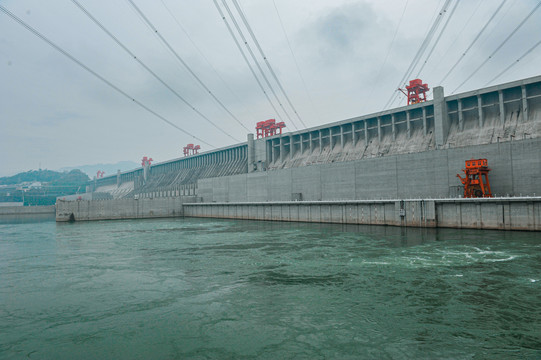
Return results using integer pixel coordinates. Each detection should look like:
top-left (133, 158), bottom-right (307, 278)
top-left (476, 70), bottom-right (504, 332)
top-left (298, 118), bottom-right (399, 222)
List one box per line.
top-left (0, 218), bottom-right (540, 359)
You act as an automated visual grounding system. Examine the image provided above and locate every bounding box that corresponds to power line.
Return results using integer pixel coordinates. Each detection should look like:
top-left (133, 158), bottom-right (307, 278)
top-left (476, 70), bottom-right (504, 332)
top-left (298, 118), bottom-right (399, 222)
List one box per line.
top-left (272, 0), bottom-right (319, 124)
top-left (70, 0), bottom-right (240, 143)
top-left (0, 4), bottom-right (215, 148)
top-left (439, 0), bottom-right (508, 85)
top-left (219, 0), bottom-right (300, 130)
top-left (452, 0), bottom-right (541, 94)
top-left (159, 0), bottom-right (248, 112)
top-left (125, 0), bottom-right (251, 133)
top-left (426, 0), bottom-right (486, 78)
top-left (485, 38), bottom-right (541, 86)
top-left (231, 0), bottom-right (307, 128)
top-left (384, 0), bottom-right (452, 110)
top-left (374, 0), bottom-right (410, 86)
top-left (211, 0), bottom-right (285, 125)
top-left (416, 0), bottom-right (459, 77)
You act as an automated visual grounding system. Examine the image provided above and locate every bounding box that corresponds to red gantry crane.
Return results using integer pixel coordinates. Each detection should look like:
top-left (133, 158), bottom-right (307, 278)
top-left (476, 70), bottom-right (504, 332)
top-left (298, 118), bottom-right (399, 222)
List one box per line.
top-left (183, 144), bottom-right (200, 156)
top-left (141, 156), bottom-right (153, 167)
top-left (457, 159), bottom-right (493, 198)
top-left (256, 119), bottom-right (286, 139)
top-left (399, 79), bottom-right (430, 105)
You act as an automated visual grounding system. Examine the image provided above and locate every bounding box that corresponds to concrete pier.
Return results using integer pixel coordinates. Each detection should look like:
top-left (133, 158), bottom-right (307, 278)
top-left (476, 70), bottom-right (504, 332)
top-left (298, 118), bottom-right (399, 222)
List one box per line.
top-left (56, 197), bottom-right (189, 222)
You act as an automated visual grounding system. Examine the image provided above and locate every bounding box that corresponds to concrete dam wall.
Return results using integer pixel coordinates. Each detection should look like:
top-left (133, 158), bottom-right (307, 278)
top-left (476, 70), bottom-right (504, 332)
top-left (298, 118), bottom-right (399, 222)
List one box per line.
top-left (88, 75), bottom-right (541, 202)
top-left (62, 76), bottom-right (541, 229)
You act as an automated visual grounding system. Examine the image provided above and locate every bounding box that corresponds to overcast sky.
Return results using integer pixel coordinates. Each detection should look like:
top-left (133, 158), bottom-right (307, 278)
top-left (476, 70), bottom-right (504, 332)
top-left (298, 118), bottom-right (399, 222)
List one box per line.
top-left (1, 0), bottom-right (540, 177)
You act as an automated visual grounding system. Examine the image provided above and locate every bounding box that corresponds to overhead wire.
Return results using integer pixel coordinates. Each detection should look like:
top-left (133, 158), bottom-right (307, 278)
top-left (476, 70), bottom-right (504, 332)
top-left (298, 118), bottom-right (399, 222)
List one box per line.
top-left (425, 0), bottom-right (486, 77)
top-left (452, 0), bottom-right (541, 94)
top-left (0, 4), bottom-right (214, 148)
top-left (485, 38), bottom-right (541, 86)
top-left (70, 0), bottom-right (241, 143)
top-left (373, 0), bottom-right (410, 86)
top-left (439, 0), bottom-right (508, 86)
top-left (231, 0), bottom-right (307, 128)
top-left (125, 0), bottom-right (251, 133)
top-left (415, 0), bottom-right (460, 77)
top-left (219, 0), bottom-right (299, 130)
top-left (159, 0), bottom-right (248, 111)
top-left (271, 0), bottom-right (319, 123)
top-left (384, 0), bottom-right (452, 109)
top-left (211, 0), bottom-right (285, 124)
top-left (220, 0), bottom-right (300, 130)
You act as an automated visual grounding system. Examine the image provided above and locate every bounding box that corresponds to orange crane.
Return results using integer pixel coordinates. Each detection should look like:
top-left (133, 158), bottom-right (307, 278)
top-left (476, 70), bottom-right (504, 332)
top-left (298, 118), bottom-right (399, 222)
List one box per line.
top-left (457, 159), bottom-right (493, 198)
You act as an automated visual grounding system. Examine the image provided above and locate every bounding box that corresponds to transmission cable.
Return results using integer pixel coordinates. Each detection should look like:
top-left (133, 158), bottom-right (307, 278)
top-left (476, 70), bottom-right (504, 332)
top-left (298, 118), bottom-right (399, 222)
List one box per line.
top-left (384, 0), bottom-right (452, 109)
top-left (373, 0), bottom-right (409, 87)
top-left (211, 0), bottom-right (285, 125)
top-left (231, 0), bottom-right (307, 128)
top-left (452, 0), bottom-right (541, 93)
top-left (219, 0), bottom-right (299, 130)
top-left (125, 0), bottom-right (251, 132)
top-left (416, 0), bottom-right (459, 77)
top-left (485, 38), bottom-right (541, 86)
top-left (159, 0), bottom-right (248, 112)
top-left (272, 0), bottom-right (319, 124)
top-left (70, 0), bottom-right (241, 143)
top-left (426, 0), bottom-right (486, 78)
top-left (0, 4), bottom-right (214, 148)
top-left (439, 0), bottom-right (508, 85)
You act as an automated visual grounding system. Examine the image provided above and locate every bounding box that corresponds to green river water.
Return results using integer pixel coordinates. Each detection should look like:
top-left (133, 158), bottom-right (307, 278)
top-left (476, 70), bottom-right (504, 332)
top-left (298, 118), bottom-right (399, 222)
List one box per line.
top-left (0, 217), bottom-right (540, 359)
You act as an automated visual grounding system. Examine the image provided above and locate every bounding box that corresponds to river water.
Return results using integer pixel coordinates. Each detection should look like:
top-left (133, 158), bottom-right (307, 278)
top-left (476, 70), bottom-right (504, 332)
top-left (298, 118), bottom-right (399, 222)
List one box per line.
top-left (0, 217), bottom-right (539, 359)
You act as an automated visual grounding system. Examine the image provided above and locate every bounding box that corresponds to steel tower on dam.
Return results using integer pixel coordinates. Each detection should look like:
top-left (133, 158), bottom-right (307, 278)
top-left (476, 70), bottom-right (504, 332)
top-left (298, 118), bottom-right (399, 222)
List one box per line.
top-left (89, 75), bottom-right (541, 202)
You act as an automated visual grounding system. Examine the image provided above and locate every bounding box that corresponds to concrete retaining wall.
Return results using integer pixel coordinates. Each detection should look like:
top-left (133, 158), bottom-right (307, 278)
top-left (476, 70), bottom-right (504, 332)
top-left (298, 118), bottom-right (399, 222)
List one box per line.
top-left (0, 205), bottom-right (55, 215)
top-left (184, 198), bottom-right (541, 231)
top-left (56, 197), bottom-right (186, 222)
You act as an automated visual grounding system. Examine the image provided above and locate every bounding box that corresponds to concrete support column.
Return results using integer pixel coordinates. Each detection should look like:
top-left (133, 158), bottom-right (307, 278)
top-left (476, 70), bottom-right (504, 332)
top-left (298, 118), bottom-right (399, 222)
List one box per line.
top-left (521, 85), bottom-right (528, 122)
top-left (340, 126), bottom-right (345, 148)
top-left (352, 123), bottom-right (357, 146)
top-left (498, 90), bottom-right (505, 126)
top-left (300, 135), bottom-right (304, 155)
top-left (247, 133), bottom-right (255, 173)
top-left (477, 95), bottom-right (483, 127)
top-left (433, 86), bottom-right (448, 148)
top-left (406, 112), bottom-right (411, 138)
top-left (271, 141), bottom-right (276, 164)
top-left (458, 99), bottom-right (464, 131)
top-left (377, 117), bottom-right (382, 142)
top-left (117, 169), bottom-right (121, 187)
top-left (330, 128), bottom-right (334, 150)
top-left (289, 135), bottom-right (293, 160)
top-left (422, 107), bottom-right (427, 135)
top-left (280, 137), bottom-right (285, 163)
top-left (364, 120), bottom-right (368, 143)
top-left (391, 114), bottom-right (396, 141)
top-left (319, 131), bottom-right (323, 154)
top-left (143, 164), bottom-right (150, 183)
top-left (309, 132), bottom-right (313, 153)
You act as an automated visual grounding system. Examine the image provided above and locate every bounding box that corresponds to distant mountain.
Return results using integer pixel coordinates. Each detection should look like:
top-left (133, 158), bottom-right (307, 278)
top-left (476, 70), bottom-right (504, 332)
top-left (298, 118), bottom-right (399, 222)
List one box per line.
top-left (59, 161), bottom-right (139, 178)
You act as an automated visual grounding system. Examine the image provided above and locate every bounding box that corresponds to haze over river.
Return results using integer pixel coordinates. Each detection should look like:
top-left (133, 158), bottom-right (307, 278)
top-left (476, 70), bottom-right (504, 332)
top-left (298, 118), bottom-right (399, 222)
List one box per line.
top-left (1, 217), bottom-right (540, 359)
